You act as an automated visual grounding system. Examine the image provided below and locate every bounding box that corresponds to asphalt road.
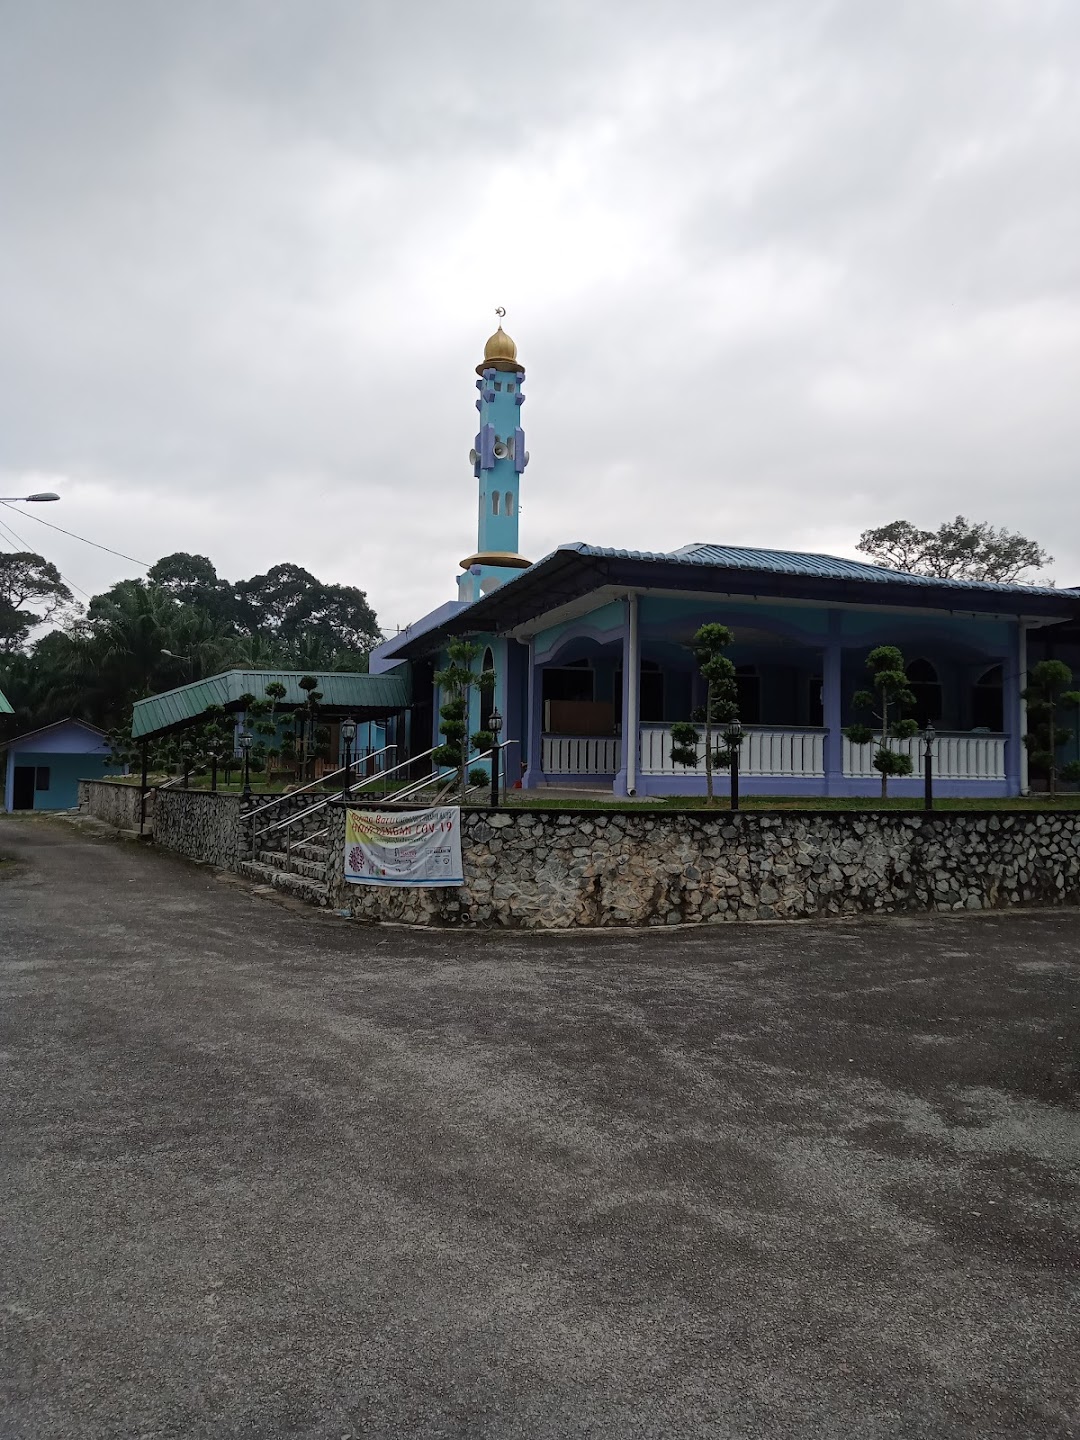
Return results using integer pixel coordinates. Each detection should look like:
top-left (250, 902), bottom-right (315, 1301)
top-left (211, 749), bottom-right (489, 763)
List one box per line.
top-left (1, 815), bottom-right (1079, 1440)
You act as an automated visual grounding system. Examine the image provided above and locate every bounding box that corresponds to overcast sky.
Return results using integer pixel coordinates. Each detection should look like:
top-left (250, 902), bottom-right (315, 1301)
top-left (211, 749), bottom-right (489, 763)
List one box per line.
top-left (1, 0), bottom-right (1078, 630)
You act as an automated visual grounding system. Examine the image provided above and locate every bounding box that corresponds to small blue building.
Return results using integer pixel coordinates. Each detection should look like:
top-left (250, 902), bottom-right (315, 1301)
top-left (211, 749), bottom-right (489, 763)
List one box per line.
top-left (1, 718), bottom-right (125, 812)
top-left (371, 320), bottom-right (1080, 799)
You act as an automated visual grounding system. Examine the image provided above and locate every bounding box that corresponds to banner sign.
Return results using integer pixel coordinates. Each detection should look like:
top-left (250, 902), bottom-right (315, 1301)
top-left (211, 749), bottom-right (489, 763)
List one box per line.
top-left (344, 806), bottom-right (463, 887)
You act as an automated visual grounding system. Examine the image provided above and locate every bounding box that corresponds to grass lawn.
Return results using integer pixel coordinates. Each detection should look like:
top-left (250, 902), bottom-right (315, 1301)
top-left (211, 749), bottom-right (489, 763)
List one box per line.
top-left (499, 792), bottom-right (1080, 813)
top-left (102, 774), bottom-right (1080, 812)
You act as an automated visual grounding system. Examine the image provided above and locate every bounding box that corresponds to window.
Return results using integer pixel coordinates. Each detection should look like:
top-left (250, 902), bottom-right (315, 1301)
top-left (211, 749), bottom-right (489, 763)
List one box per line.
top-left (504, 491), bottom-right (514, 516)
top-left (507, 383), bottom-right (515, 393)
top-left (35, 766), bottom-right (50, 791)
top-left (971, 664), bottom-right (1004, 731)
top-left (482, 646), bottom-right (495, 678)
top-left (906, 658), bottom-right (943, 726)
top-left (494, 381), bottom-right (502, 391)
top-left (492, 492), bottom-right (499, 515)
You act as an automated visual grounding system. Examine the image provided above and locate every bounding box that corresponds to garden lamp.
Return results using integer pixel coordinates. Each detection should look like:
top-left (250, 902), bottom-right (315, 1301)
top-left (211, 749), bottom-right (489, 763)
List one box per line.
top-left (488, 707), bottom-right (503, 807)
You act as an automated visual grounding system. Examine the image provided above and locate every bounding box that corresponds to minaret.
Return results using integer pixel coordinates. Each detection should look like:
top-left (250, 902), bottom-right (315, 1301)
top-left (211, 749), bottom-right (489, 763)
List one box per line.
top-left (457, 311), bottom-right (531, 602)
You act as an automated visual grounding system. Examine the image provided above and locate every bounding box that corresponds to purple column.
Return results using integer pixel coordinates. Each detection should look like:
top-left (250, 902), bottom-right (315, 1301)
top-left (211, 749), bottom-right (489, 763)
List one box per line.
top-left (522, 638), bottom-right (544, 789)
top-left (822, 610), bottom-right (844, 792)
top-left (1005, 623), bottom-right (1024, 797)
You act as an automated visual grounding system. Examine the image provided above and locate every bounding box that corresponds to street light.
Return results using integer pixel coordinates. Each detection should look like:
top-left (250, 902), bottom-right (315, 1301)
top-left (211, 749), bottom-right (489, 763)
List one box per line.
top-left (0, 492), bottom-right (60, 502)
top-left (488, 706), bottom-right (503, 808)
top-left (340, 716), bottom-right (357, 799)
top-left (724, 717), bottom-right (744, 812)
top-left (161, 649), bottom-right (194, 682)
top-left (923, 722), bottom-right (936, 812)
top-left (181, 742), bottom-right (194, 788)
top-left (239, 729), bottom-right (254, 799)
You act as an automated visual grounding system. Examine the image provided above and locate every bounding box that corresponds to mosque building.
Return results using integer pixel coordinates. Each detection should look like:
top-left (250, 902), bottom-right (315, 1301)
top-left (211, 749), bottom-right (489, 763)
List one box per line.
top-left (369, 318), bottom-right (1080, 798)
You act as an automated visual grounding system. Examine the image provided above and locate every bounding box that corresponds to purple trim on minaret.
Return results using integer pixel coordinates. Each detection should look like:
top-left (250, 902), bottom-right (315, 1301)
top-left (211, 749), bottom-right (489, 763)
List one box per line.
top-left (822, 609), bottom-right (844, 791)
top-left (514, 392), bottom-right (525, 406)
top-left (480, 423), bottom-right (495, 469)
top-left (514, 427), bottom-right (526, 474)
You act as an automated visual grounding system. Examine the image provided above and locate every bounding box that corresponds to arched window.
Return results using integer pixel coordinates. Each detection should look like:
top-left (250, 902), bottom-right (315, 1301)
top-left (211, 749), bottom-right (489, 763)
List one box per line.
top-left (491, 492), bottom-right (499, 515)
top-left (971, 664), bottom-right (1004, 731)
top-left (504, 491), bottom-right (514, 516)
top-left (482, 646), bottom-right (494, 675)
top-left (906, 658), bottom-right (943, 726)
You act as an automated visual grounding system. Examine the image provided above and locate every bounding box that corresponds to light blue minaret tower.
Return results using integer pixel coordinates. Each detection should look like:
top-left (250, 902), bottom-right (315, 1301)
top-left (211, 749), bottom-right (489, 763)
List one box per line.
top-left (457, 311), bottom-right (531, 602)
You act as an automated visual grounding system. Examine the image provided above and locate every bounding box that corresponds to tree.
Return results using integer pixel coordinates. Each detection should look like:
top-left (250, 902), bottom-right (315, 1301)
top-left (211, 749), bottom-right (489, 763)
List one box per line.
top-left (0, 552), bottom-right (74, 654)
top-left (858, 517), bottom-right (1051, 584)
top-left (233, 564), bottom-right (380, 655)
top-left (1023, 660), bottom-right (1080, 797)
top-left (146, 553), bottom-right (235, 623)
top-left (297, 675), bottom-right (323, 782)
top-left (843, 646), bottom-right (921, 799)
top-left (669, 623), bottom-right (738, 805)
top-left (433, 639), bottom-right (496, 799)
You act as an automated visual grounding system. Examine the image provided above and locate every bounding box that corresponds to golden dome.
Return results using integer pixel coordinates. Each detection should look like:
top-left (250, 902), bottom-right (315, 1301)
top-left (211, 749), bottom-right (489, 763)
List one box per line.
top-left (477, 316), bottom-right (523, 374)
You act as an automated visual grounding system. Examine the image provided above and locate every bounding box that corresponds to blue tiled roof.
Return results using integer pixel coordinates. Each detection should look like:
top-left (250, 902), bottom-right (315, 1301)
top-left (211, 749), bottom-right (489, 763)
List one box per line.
top-left (562, 542), bottom-right (1069, 598)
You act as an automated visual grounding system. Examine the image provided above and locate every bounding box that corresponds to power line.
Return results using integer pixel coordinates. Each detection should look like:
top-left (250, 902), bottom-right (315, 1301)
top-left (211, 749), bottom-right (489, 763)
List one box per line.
top-left (0, 501), bottom-right (150, 568)
top-left (0, 513), bottom-right (94, 600)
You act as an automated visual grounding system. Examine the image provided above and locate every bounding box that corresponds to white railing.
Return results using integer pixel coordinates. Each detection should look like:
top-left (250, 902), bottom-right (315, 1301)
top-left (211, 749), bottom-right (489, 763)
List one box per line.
top-left (542, 734), bottom-right (620, 775)
top-left (639, 725), bottom-right (826, 777)
top-left (843, 733), bottom-right (1006, 781)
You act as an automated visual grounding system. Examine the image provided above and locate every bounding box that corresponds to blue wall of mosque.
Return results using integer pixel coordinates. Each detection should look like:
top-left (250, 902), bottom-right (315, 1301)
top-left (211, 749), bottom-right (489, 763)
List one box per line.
top-left (474, 369), bottom-right (525, 557)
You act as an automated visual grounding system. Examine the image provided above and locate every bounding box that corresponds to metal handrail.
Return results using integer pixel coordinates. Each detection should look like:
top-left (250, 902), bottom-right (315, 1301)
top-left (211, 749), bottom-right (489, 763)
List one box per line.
top-left (250, 744), bottom-right (443, 849)
top-left (278, 755), bottom-right (495, 874)
top-left (388, 749), bottom-right (493, 805)
top-left (245, 743), bottom-right (398, 820)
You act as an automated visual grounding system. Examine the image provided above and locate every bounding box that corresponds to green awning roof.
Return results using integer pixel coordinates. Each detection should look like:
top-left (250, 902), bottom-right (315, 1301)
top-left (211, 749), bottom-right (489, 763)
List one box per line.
top-left (131, 669), bottom-right (410, 739)
top-left (0, 687), bottom-right (13, 715)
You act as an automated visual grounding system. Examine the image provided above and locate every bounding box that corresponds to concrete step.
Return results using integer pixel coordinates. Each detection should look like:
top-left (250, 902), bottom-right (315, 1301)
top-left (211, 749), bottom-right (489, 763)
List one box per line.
top-left (238, 860), bottom-right (329, 907)
top-left (256, 851), bottom-right (327, 884)
top-left (293, 841), bottom-right (330, 863)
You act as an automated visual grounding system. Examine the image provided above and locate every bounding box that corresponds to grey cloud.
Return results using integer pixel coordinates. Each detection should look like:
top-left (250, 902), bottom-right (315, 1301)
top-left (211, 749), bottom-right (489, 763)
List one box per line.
top-left (1, 0), bottom-right (1077, 624)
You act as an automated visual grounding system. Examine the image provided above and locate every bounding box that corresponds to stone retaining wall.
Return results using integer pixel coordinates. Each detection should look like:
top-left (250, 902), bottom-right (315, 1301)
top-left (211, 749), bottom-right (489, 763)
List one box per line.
top-left (154, 790), bottom-right (245, 869)
top-left (326, 804), bottom-right (1080, 929)
top-left (78, 779), bottom-right (149, 833)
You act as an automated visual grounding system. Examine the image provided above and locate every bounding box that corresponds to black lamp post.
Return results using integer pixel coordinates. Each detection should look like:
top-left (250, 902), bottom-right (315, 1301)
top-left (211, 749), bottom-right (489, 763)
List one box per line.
top-left (340, 716), bottom-right (357, 799)
top-left (209, 748), bottom-right (220, 793)
top-left (239, 729), bottom-right (254, 799)
top-left (488, 706), bottom-right (503, 808)
top-left (181, 742), bottom-right (193, 788)
top-left (923, 722), bottom-right (936, 812)
top-left (725, 717), bottom-right (744, 812)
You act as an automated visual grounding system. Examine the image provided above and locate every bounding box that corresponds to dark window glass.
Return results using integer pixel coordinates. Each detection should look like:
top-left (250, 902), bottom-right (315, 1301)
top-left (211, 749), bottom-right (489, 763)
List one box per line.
top-left (35, 766), bottom-right (50, 791)
top-left (543, 667), bottom-right (594, 703)
top-left (735, 666), bottom-right (761, 724)
top-left (906, 659), bottom-right (943, 726)
top-left (971, 664), bottom-right (1004, 730)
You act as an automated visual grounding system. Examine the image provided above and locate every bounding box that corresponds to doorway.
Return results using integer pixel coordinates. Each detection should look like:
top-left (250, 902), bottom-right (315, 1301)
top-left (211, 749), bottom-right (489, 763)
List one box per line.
top-left (12, 766), bottom-right (35, 810)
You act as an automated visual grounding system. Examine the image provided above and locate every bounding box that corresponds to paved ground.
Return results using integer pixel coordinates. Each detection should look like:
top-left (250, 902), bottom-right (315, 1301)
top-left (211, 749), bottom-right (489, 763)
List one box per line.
top-left (1, 815), bottom-right (1078, 1440)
